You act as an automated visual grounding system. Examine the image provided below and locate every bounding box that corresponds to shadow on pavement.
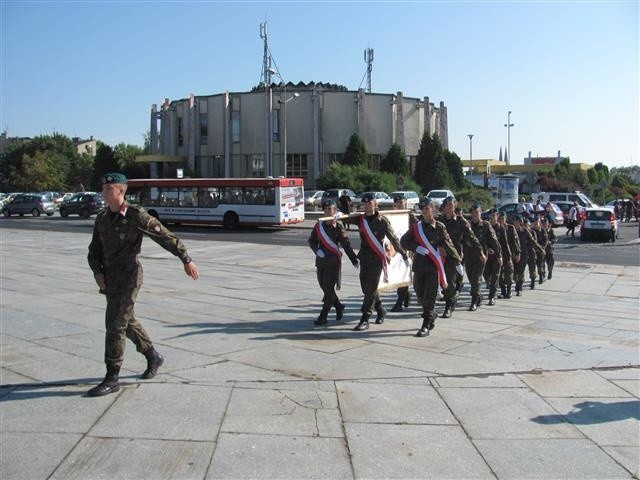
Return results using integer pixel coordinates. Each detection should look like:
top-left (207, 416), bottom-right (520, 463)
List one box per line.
top-left (531, 400), bottom-right (640, 425)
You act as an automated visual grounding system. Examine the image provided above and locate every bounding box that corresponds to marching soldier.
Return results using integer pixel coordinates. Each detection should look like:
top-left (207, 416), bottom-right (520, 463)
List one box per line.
top-left (439, 197), bottom-right (482, 317)
top-left (308, 199), bottom-right (359, 326)
top-left (513, 216), bottom-right (534, 295)
top-left (467, 203), bottom-right (496, 310)
top-left (542, 217), bottom-right (556, 279)
top-left (86, 173), bottom-right (200, 397)
top-left (497, 212), bottom-right (521, 299)
top-left (532, 216), bottom-right (549, 284)
top-left (524, 218), bottom-right (545, 289)
top-left (401, 197), bottom-right (461, 337)
top-left (353, 193), bottom-right (408, 331)
top-left (486, 209), bottom-right (507, 305)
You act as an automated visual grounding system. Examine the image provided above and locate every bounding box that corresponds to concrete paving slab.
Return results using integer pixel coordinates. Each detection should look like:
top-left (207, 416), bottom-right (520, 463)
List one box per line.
top-left (432, 373), bottom-right (526, 388)
top-left (602, 446), bottom-right (640, 478)
top-left (1, 384), bottom-right (117, 433)
top-left (172, 359), bottom-right (300, 384)
top-left (0, 432), bottom-right (82, 480)
top-left (541, 397), bottom-right (640, 446)
top-left (596, 367), bottom-right (640, 380)
top-left (5, 352), bottom-right (105, 384)
top-left (50, 437), bottom-right (214, 479)
top-left (474, 438), bottom-right (633, 479)
top-left (519, 370), bottom-right (633, 398)
top-left (90, 383), bottom-right (231, 441)
top-left (1, 306), bottom-right (94, 340)
top-left (345, 423), bottom-right (494, 479)
top-left (438, 387), bottom-right (584, 439)
top-left (207, 433), bottom-right (352, 479)
top-left (611, 380), bottom-right (640, 398)
top-left (337, 381), bottom-right (456, 425)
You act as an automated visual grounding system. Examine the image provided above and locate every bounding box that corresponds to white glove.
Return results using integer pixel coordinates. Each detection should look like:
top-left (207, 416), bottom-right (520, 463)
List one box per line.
top-left (316, 249), bottom-right (325, 258)
top-left (416, 245), bottom-right (428, 256)
top-left (456, 264), bottom-right (464, 276)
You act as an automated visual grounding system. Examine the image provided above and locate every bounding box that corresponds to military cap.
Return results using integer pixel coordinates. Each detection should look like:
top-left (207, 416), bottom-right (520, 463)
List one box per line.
top-left (498, 211), bottom-right (507, 218)
top-left (488, 208), bottom-right (498, 215)
top-left (514, 214), bottom-right (524, 222)
top-left (101, 172), bottom-right (127, 185)
top-left (361, 193), bottom-right (375, 203)
top-left (418, 196), bottom-right (434, 209)
top-left (454, 207), bottom-right (462, 214)
top-left (322, 199), bottom-right (336, 208)
top-left (441, 196), bottom-right (455, 207)
top-left (470, 201), bottom-right (482, 211)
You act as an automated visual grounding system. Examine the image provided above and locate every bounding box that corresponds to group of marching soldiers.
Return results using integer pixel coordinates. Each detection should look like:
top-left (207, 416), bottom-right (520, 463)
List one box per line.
top-left (308, 193), bottom-right (556, 338)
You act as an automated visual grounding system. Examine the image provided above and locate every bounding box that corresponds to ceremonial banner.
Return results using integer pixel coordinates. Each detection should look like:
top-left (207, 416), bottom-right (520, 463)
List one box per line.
top-left (317, 210), bottom-right (412, 293)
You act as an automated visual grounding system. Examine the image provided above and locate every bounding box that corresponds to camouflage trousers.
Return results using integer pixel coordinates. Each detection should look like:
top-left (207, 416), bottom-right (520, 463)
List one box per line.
top-left (514, 255), bottom-right (530, 290)
top-left (442, 258), bottom-right (462, 305)
top-left (104, 289), bottom-right (152, 370)
top-left (483, 257), bottom-right (501, 298)
top-left (413, 267), bottom-right (439, 322)
top-left (317, 264), bottom-right (341, 311)
top-left (527, 253), bottom-right (538, 282)
top-left (359, 260), bottom-right (383, 316)
top-left (465, 258), bottom-right (485, 302)
top-left (499, 258), bottom-right (514, 291)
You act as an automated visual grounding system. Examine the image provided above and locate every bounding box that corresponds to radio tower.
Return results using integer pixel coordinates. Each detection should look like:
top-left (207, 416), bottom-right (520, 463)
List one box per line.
top-left (364, 47), bottom-right (374, 93)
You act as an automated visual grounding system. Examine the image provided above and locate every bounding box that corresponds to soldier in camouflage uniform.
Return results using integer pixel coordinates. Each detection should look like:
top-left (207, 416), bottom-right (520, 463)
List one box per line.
top-left (401, 197), bottom-right (461, 337)
top-left (439, 197), bottom-right (482, 318)
top-left (542, 217), bottom-right (556, 279)
top-left (352, 193), bottom-right (408, 331)
top-left (466, 203), bottom-right (497, 311)
top-left (513, 216), bottom-right (536, 295)
top-left (532, 216), bottom-right (549, 284)
top-left (524, 218), bottom-right (544, 289)
top-left (497, 212), bottom-right (521, 299)
top-left (308, 199), bottom-right (358, 326)
top-left (87, 173), bottom-right (200, 397)
top-left (485, 209), bottom-right (508, 305)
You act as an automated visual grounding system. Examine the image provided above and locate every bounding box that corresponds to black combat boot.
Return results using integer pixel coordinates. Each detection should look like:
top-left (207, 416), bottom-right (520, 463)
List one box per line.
top-left (314, 307), bottom-right (330, 326)
top-left (498, 286), bottom-right (507, 299)
top-left (353, 314), bottom-right (370, 331)
top-left (334, 301), bottom-right (345, 322)
top-left (515, 282), bottom-right (522, 296)
top-left (87, 366), bottom-right (120, 397)
top-left (403, 290), bottom-right (411, 307)
top-left (506, 285), bottom-right (512, 299)
top-left (488, 287), bottom-right (496, 306)
top-left (442, 300), bottom-right (452, 318)
top-left (141, 347), bottom-right (164, 380)
top-left (547, 270), bottom-right (552, 280)
top-left (468, 295), bottom-right (478, 311)
top-left (539, 276), bottom-right (544, 285)
top-left (530, 279), bottom-right (536, 290)
top-left (375, 305), bottom-right (387, 324)
top-left (477, 294), bottom-right (483, 306)
top-left (390, 297), bottom-right (404, 312)
top-left (416, 319), bottom-right (430, 337)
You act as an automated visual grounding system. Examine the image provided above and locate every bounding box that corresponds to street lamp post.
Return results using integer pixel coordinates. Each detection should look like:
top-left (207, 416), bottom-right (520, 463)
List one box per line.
top-left (279, 88), bottom-right (300, 176)
top-left (504, 110), bottom-right (514, 165)
top-left (467, 134), bottom-right (473, 173)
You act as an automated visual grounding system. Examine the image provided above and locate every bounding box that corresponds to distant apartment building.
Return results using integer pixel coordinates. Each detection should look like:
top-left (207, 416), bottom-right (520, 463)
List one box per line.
top-left (73, 136), bottom-right (96, 156)
top-left (144, 84), bottom-right (449, 188)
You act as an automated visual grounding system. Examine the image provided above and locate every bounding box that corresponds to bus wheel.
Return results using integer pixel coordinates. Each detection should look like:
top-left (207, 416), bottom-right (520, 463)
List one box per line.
top-left (223, 211), bottom-right (239, 229)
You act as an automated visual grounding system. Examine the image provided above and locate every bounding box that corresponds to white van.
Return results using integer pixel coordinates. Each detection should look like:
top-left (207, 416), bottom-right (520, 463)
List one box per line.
top-left (531, 191), bottom-right (596, 208)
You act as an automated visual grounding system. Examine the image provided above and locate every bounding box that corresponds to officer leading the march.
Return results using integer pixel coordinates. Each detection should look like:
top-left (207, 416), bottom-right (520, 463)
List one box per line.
top-left (308, 199), bottom-right (359, 326)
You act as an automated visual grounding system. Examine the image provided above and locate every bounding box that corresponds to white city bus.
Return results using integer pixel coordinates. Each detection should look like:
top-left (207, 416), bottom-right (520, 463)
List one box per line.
top-left (125, 177), bottom-right (304, 228)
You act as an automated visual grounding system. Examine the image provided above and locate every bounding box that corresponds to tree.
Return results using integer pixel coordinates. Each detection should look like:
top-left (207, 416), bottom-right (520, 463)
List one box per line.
top-left (67, 153), bottom-right (95, 191)
top-left (7, 151), bottom-right (66, 191)
top-left (342, 133), bottom-right (368, 166)
top-left (413, 133), bottom-right (450, 193)
top-left (92, 142), bottom-right (119, 189)
top-left (380, 144), bottom-right (407, 175)
top-left (114, 143), bottom-right (148, 179)
top-left (444, 150), bottom-right (464, 189)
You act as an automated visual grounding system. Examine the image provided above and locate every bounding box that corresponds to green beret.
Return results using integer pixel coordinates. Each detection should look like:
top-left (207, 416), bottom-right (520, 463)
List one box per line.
top-left (418, 196), bottom-right (433, 209)
top-left (101, 173), bottom-right (128, 185)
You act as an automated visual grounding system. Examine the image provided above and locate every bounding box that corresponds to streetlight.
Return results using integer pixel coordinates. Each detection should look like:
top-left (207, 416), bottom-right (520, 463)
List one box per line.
top-left (279, 90), bottom-right (300, 176)
top-left (504, 110), bottom-right (514, 166)
top-left (467, 134), bottom-right (473, 173)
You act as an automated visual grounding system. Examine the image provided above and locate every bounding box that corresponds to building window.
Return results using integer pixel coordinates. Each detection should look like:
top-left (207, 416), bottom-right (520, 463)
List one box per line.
top-left (286, 154), bottom-right (308, 177)
top-left (199, 114), bottom-right (208, 145)
top-left (272, 110), bottom-right (280, 142)
top-left (232, 111), bottom-right (240, 143)
top-left (177, 118), bottom-right (183, 147)
top-left (248, 154), bottom-right (264, 177)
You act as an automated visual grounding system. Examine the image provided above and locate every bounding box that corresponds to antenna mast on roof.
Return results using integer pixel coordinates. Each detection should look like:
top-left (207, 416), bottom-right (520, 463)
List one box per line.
top-left (364, 47), bottom-right (374, 93)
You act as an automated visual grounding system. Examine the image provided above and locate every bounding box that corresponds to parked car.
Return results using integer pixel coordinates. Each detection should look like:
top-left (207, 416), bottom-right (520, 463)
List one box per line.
top-left (352, 191), bottom-right (394, 211)
top-left (388, 190), bottom-right (420, 211)
top-left (531, 191), bottom-right (597, 208)
top-left (304, 190), bottom-right (325, 211)
top-left (2, 193), bottom-right (55, 217)
top-left (580, 207), bottom-right (618, 242)
top-left (59, 193), bottom-right (106, 218)
top-left (425, 189), bottom-right (455, 208)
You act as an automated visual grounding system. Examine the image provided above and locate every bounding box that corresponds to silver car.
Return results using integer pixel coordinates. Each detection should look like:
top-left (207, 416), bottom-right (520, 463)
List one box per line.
top-left (2, 193), bottom-right (56, 217)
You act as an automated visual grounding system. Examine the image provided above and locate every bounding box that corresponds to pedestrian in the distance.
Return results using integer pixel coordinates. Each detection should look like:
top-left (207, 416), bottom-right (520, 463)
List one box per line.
top-left (87, 173), bottom-right (199, 397)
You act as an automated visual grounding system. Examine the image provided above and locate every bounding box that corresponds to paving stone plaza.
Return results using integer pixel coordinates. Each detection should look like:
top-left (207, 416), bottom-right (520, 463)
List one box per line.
top-left (1, 226), bottom-right (639, 479)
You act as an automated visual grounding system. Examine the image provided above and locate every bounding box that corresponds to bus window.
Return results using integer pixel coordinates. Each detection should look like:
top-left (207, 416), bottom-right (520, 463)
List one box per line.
top-left (265, 187), bottom-right (275, 205)
top-left (222, 187), bottom-right (243, 204)
top-left (125, 188), bottom-right (141, 205)
top-left (199, 187), bottom-right (220, 207)
top-left (178, 188), bottom-right (197, 207)
top-left (251, 187), bottom-right (266, 205)
top-left (160, 188), bottom-right (179, 206)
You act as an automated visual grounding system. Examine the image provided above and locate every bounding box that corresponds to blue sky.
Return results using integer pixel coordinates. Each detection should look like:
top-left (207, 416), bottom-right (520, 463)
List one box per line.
top-left (2, 1), bottom-right (638, 168)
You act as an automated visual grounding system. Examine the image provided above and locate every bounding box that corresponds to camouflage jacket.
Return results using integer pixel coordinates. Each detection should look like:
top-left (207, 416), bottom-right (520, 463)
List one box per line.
top-left (400, 219), bottom-right (461, 273)
top-left (88, 204), bottom-right (190, 294)
top-left (357, 212), bottom-right (406, 264)
top-left (469, 219), bottom-right (501, 260)
top-left (308, 220), bottom-right (358, 267)
top-left (440, 214), bottom-right (483, 262)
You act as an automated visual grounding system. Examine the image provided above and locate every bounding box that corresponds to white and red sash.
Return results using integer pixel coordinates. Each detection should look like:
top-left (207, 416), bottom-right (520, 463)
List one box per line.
top-left (413, 221), bottom-right (448, 289)
top-left (360, 215), bottom-right (389, 282)
top-left (315, 221), bottom-right (343, 289)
